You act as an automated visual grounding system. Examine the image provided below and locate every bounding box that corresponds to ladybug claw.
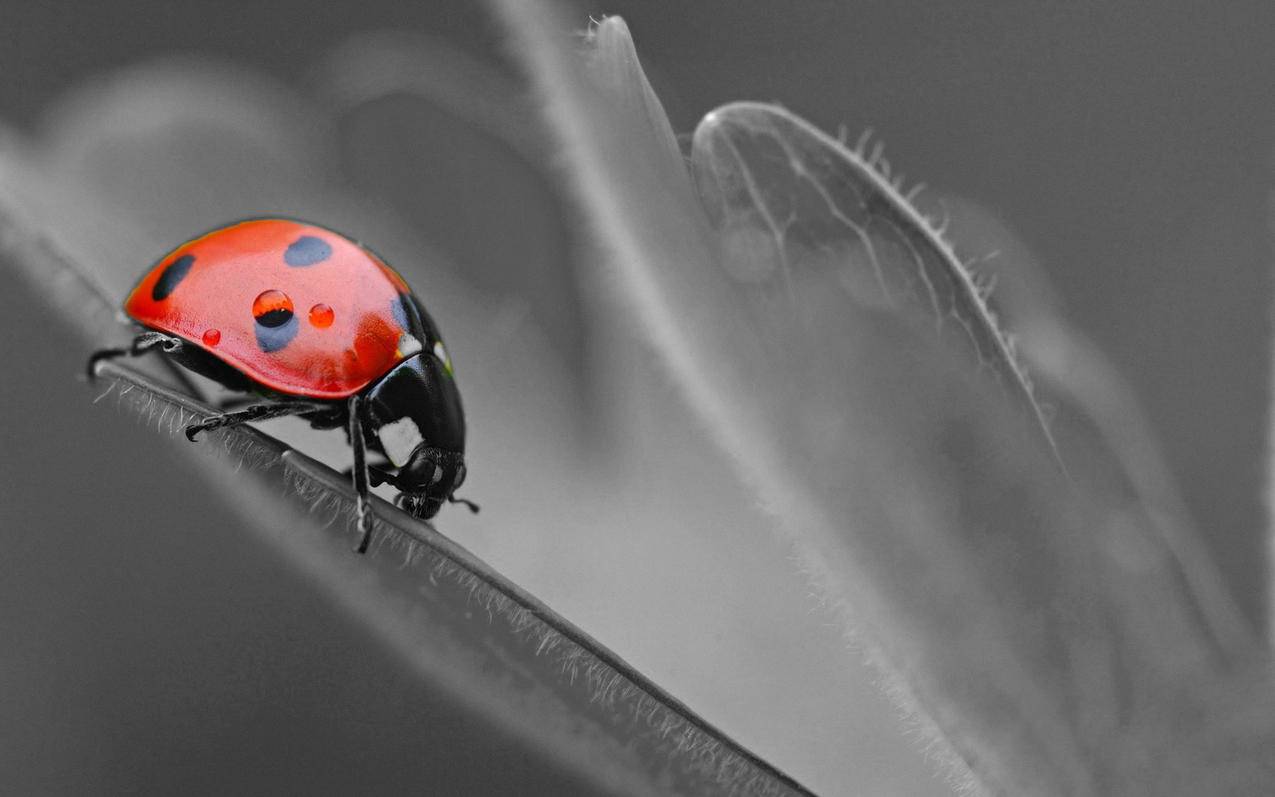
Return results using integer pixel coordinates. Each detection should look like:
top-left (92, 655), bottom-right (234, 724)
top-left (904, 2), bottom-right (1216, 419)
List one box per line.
top-left (354, 505), bottom-right (373, 554)
top-left (85, 347), bottom-right (126, 382)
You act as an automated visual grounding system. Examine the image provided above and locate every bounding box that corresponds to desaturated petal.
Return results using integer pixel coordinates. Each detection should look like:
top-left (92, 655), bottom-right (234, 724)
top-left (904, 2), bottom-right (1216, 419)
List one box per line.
top-left (43, 58), bottom-right (327, 180)
top-left (314, 31), bottom-right (585, 372)
top-left (942, 197), bottom-right (1254, 659)
top-left (317, 29), bottom-right (542, 164)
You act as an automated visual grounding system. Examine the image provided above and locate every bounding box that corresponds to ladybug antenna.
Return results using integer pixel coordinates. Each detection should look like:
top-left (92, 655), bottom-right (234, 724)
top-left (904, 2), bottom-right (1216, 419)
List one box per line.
top-left (448, 494), bottom-right (480, 514)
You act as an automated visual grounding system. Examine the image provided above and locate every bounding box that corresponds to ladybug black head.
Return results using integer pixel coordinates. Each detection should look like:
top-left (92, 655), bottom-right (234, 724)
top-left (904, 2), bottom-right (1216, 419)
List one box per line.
top-left (393, 448), bottom-right (467, 520)
top-left (361, 352), bottom-right (467, 517)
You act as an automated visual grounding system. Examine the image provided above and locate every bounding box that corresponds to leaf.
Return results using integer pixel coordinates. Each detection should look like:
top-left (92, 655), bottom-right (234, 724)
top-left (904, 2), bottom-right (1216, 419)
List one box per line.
top-left (493, 5), bottom-right (1275, 794)
top-left (96, 359), bottom-right (817, 797)
top-left (691, 103), bottom-right (1059, 464)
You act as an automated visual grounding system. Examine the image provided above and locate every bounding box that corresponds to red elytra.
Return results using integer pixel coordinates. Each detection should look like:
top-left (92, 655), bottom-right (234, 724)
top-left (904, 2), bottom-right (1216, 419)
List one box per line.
top-left (124, 218), bottom-right (418, 399)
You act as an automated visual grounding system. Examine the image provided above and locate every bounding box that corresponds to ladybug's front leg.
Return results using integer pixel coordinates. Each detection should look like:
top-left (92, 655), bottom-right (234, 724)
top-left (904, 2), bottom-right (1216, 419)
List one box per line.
top-left (348, 394), bottom-right (375, 554)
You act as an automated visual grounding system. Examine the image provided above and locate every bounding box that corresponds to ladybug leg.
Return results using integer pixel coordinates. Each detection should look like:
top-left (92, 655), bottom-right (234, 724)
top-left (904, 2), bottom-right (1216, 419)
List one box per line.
top-left (86, 331), bottom-right (179, 380)
top-left (87, 331), bottom-right (205, 400)
top-left (215, 396), bottom-right (260, 412)
top-left (348, 394), bottom-right (375, 554)
top-left (305, 410), bottom-right (347, 431)
top-left (214, 394), bottom-right (333, 417)
top-left (340, 462), bottom-right (395, 487)
top-left (184, 401), bottom-right (328, 441)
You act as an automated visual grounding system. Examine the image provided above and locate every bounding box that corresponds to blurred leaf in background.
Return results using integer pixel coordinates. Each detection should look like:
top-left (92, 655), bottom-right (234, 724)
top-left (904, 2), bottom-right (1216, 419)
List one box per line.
top-left (497, 3), bottom-right (1275, 794)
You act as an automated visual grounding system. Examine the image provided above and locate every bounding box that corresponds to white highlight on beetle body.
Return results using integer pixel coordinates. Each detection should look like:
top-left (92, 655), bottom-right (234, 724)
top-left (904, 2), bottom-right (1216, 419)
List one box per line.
top-left (378, 416), bottom-right (424, 467)
top-left (398, 333), bottom-right (423, 358)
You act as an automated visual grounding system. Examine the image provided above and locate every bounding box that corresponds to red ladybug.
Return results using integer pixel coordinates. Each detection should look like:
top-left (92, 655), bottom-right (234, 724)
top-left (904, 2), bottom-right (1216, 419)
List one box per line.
top-left (89, 217), bottom-right (475, 552)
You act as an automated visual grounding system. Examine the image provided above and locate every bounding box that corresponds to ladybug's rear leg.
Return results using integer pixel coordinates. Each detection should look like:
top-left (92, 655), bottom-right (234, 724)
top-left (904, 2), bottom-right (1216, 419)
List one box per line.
top-left (214, 395), bottom-right (259, 412)
top-left (87, 331), bottom-right (204, 399)
top-left (87, 331), bottom-right (181, 380)
top-left (184, 401), bottom-right (330, 441)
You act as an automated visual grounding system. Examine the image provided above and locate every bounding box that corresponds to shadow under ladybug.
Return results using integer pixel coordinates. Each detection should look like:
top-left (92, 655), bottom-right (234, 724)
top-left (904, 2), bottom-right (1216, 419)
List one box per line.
top-left (87, 218), bottom-right (477, 553)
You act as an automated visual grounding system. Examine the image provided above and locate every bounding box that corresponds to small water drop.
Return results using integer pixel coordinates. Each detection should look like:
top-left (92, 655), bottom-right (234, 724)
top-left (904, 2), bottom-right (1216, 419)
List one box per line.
top-left (253, 289), bottom-right (294, 328)
top-left (202, 328), bottom-right (221, 346)
top-left (309, 303), bottom-right (334, 328)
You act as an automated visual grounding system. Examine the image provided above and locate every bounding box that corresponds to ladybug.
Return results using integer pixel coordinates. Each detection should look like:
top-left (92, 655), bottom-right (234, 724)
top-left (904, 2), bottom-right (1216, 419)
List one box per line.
top-left (88, 217), bottom-right (476, 553)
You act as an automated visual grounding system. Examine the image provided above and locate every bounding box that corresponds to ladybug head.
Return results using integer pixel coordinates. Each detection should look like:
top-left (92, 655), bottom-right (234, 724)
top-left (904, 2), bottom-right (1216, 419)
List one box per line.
top-left (361, 352), bottom-right (467, 520)
top-left (393, 448), bottom-right (467, 520)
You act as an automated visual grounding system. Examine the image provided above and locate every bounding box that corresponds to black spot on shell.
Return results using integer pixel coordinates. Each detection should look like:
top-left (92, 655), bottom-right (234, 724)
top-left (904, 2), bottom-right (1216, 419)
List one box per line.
top-left (255, 314), bottom-right (299, 353)
top-left (284, 235), bottom-right (332, 267)
top-left (152, 254), bottom-right (195, 300)
top-left (255, 307), bottom-right (293, 328)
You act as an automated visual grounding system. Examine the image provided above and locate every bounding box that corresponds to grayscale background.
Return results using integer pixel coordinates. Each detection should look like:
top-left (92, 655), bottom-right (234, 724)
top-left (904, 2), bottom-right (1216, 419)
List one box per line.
top-left (1, 2), bottom-right (1269, 795)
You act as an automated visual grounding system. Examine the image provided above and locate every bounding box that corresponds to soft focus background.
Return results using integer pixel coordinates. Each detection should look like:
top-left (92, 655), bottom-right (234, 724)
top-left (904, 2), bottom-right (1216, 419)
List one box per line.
top-left (1, 2), bottom-right (1270, 795)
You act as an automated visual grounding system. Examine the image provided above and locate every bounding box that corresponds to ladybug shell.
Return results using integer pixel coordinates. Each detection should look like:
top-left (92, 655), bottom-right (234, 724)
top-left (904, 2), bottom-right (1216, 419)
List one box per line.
top-left (125, 218), bottom-right (432, 400)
